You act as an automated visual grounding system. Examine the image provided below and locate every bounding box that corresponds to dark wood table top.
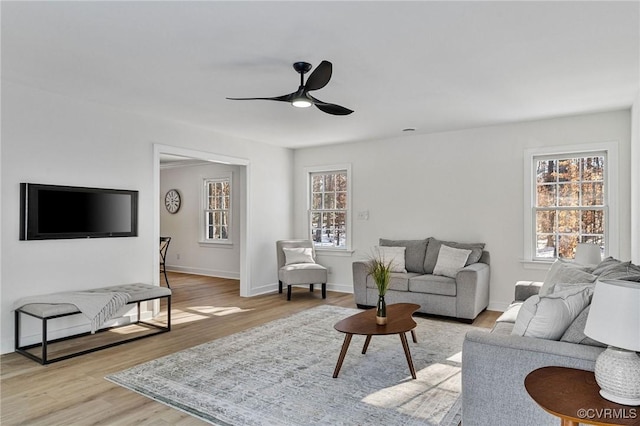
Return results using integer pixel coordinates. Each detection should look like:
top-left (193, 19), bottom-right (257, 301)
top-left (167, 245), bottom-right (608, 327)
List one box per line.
top-left (334, 303), bottom-right (420, 336)
top-left (525, 366), bottom-right (640, 425)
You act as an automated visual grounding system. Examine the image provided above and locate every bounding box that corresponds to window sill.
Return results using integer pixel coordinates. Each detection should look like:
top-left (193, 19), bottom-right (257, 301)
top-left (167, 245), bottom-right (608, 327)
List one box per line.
top-left (520, 259), bottom-right (554, 270)
top-left (199, 240), bottom-right (233, 248)
top-left (315, 248), bottom-right (354, 257)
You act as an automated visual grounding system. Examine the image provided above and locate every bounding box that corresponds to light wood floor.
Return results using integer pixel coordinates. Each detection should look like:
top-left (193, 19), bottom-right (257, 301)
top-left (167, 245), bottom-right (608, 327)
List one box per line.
top-left (1, 272), bottom-right (500, 425)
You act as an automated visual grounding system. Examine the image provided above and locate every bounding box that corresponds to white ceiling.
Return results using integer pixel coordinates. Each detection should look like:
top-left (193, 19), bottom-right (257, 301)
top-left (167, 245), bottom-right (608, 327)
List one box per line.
top-left (2, 1), bottom-right (638, 149)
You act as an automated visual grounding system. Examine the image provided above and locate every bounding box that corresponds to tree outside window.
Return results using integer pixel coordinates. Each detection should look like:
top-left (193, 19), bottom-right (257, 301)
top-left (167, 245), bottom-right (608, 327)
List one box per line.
top-left (534, 154), bottom-right (606, 260)
top-left (309, 170), bottom-right (347, 248)
top-left (204, 177), bottom-right (230, 241)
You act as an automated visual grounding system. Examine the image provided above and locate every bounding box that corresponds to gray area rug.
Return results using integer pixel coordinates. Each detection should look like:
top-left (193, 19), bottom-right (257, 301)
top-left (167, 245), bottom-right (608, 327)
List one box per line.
top-left (106, 305), bottom-right (476, 426)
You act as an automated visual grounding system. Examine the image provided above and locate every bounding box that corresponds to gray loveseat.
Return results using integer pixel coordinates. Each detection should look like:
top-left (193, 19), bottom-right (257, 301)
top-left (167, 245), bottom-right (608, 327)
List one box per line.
top-left (352, 238), bottom-right (490, 322)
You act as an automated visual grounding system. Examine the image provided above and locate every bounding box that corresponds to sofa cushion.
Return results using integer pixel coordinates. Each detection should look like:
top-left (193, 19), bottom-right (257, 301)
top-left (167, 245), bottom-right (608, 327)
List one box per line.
top-left (375, 245), bottom-right (407, 273)
top-left (539, 261), bottom-right (597, 296)
top-left (409, 274), bottom-right (456, 296)
top-left (366, 272), bottom-right (420, 292)
top-left (379, 238), bottom-right (428, 274)
top-left (560, 305), bottom-right (607, 347)
top-left (433, 245), bottom-right (472, 278)
top-left (512, 286), bottom-right (593, 340)
top-left (424, 238), bottom-right (485, 273)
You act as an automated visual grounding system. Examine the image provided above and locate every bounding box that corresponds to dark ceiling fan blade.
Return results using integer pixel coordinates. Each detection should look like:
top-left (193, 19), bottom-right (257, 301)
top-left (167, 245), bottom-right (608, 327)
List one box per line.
top-left (304, 60), bottom-right (332, 91)
top-left (226, 93), bottom-right (294, 102)
top-left (314, 101), bottom-right (353, 116)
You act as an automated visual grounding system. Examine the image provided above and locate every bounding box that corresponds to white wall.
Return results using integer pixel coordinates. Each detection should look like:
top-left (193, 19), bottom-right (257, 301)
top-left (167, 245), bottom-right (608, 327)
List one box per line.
top-left (160, 162), bottom-right (242, 279)
top-left (0, 81), bottom-right (293, 353)
top-left (293, 110), bottom-right (632, 311)
top-left (631, 92), bottom-right (640, 264)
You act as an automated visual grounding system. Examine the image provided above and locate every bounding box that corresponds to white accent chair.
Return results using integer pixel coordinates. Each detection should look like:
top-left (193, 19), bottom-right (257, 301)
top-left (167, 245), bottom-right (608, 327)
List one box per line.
top-left (276, 240), bottom-right (328, 301)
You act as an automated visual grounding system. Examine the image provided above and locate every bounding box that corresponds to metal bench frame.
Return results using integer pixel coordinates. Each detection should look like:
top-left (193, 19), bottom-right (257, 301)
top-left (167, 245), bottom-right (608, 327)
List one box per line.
top-left (15, 294), bottom-right (171, 365)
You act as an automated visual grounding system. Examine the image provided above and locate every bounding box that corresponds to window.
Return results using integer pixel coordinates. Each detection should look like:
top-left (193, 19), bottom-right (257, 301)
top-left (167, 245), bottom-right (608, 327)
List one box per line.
top-left (308, 166), bottom-right (350, 249)
top-left (524, 143), bottom-right (618, 263)
top-left (203, 176), bottom-right (231, 242)
top-left (534, 154), bottom-right (606, 260)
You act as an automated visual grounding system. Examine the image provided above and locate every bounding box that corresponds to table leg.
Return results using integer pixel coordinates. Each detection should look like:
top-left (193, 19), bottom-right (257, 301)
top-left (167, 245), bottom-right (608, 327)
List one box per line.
top-left (561, 420), bottom-right (579, 426)
top-left (362, 335), bottom-right (372, 354)
top-left (410, 329), bottom-right (417, 343)
top-left (333, 333), bottom-right (353, 378)
top-left (399, 332), bottom-right (417, 379)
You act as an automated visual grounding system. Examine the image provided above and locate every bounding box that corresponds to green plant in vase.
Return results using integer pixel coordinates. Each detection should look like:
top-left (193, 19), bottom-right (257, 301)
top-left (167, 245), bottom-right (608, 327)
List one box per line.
top-left (367, 249), bottom-right (392, 325)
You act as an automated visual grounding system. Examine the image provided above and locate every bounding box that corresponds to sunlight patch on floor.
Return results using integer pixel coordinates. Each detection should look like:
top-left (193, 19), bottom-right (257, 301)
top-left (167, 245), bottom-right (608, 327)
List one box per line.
top-left (189, 306), bottom-right (253, 316)
top-left (360, 362), bottom-right (461, 420)
top-left (447, 351), bottom-right (462, 363)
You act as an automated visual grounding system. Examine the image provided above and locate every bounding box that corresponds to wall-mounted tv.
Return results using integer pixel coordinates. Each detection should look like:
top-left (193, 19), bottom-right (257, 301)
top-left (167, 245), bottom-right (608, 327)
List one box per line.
top-left (20, 183), bottom-right (138, 240)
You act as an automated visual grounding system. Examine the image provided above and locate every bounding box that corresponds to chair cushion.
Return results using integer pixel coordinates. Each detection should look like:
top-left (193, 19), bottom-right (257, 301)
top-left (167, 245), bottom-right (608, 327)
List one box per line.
top-left (282, 247), bottom-right (315, 265)
top-left (279, 263), bottom-right (327, 285)
top-left (409, 274), bottom-right (456, 296)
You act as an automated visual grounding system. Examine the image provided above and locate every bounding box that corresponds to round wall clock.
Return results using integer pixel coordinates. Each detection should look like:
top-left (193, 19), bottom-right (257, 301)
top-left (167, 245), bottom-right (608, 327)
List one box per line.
top-left (164, 189), bottom-right (181, 214)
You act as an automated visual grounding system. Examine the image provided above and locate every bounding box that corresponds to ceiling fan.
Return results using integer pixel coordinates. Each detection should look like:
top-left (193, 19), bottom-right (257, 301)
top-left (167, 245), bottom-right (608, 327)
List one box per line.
top-left (226, 60), bottom-right (353, 116)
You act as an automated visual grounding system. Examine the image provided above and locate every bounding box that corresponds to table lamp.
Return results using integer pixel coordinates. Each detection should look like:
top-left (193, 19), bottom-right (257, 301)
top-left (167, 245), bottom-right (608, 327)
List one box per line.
top-left (574, 243), bottom-right (602, 266)
top-left (584, 279), bottom-right (640, 405)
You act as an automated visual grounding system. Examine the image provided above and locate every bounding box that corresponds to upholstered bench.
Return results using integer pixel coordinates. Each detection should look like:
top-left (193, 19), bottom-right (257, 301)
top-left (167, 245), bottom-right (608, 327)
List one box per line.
top-left (15, 283), bottom-right (171, 364)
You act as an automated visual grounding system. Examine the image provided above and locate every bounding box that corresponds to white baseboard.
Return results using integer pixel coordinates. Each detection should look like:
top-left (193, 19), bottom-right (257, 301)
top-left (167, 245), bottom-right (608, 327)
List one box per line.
top-left (166, 265), bottom-right (240, 280)
top-left (250, 282), bottom-right (354, 297)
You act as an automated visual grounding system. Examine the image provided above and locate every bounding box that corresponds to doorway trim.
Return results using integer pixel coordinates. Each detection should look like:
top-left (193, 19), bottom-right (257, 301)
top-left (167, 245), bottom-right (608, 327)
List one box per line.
top-left (153, 144), bottom-right (251, 297)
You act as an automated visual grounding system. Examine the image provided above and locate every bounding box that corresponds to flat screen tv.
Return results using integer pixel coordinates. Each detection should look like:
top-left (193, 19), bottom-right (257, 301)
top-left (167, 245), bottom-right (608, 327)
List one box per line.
top-left (20, 183), bottom-right (138, 240)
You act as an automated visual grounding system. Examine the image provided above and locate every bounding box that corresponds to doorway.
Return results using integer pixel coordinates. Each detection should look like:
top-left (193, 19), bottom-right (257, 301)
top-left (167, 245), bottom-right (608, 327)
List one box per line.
top-left (153, 144), bottom-right (250, 297)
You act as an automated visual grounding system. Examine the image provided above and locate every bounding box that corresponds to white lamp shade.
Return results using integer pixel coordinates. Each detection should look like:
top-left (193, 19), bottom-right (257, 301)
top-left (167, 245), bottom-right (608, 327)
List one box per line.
top-left (574, 243), bottom-right (602, 266)
top-left (584, 279), bottom-right (640, 352)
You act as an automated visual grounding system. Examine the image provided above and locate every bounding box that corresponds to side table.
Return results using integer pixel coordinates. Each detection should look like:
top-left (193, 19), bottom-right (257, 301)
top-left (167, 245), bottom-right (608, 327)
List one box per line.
top-left (525, 366), bottom-right (640, 426)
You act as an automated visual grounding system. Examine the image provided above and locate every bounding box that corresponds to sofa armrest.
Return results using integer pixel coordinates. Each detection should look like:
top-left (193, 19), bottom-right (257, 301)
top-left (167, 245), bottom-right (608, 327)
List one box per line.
top-left (455, 262), bottom-right (490, 320)
top-left (514, 280), bottom-right (543, 301)
top-left (352, 261), bottom-right (369, 306)
top-left (461, 330), bottom-right (604, 426)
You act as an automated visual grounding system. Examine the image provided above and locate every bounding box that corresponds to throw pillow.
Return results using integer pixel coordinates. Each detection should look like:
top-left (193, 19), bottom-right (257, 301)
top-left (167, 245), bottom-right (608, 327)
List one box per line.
top-left (592, 256), bottom-right (622, 275)
top-left (376, 246), bottom-right (407, 273)
top-left (560, 305), bottom-right (607, 347)
top-left (424, 238), bottom-right (485, 273)
top-left (283, 247), bottom-right (315, 265)
top-left (539, 261), bottom-right (597, 296)
top-left (380, 238), bottom-right (428, 274)
top-left (511, 286), bottom-right (593, 340)
top-left (495, 302), bottom-right (523, 323)
top-left (433, 245), bottom-right (472, 278)
top-left (596, 261), bottom-right (640, 282)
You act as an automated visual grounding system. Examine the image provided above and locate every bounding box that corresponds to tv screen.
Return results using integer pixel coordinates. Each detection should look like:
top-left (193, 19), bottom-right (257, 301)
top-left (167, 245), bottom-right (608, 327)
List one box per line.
top-left (20, 183), bottom-right (138, 240)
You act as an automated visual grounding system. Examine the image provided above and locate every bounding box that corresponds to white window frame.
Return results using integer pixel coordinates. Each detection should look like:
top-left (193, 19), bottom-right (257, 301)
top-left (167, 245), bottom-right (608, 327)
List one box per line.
top-left (306, 164), bottom-right (352, 253)
top-left (201, 173), bottom-right (232, 246)
top-left (523, 142), bottom-right (619, 266)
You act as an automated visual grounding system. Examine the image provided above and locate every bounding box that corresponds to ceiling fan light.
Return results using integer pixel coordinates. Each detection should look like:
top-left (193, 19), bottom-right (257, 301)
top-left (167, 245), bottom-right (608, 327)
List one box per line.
top-left (292, 98), bottom-right (312, 108)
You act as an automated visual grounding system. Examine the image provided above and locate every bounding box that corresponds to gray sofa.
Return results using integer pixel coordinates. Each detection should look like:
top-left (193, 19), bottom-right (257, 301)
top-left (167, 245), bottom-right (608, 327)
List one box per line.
top-left (352, 238), bottom-right (490, 322)
top-left (462, 256), bottom-right (640, 425)
top-left (461, 281), bottom-right (604, 426)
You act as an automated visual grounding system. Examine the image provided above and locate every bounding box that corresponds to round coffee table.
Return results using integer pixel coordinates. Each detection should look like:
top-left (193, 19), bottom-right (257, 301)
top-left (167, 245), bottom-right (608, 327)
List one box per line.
top-left (332, 303), bottom-right (420, 379)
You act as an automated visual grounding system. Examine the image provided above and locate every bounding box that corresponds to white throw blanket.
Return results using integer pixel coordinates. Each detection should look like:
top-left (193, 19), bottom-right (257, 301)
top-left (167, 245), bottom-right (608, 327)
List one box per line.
top-left (13, 291), bottom-right (131, 333)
